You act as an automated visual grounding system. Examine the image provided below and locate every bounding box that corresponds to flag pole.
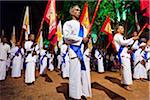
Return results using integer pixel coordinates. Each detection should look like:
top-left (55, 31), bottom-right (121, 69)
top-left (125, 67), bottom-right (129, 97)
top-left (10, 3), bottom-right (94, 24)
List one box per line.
top-left (129, 23), bottom-right (147, 49)
top-left (87, 0), bottom-right (101, 36)
top-left (35, 18), bottom-right (44, 43)
top-left (18, 29), bottom-right (24, 46)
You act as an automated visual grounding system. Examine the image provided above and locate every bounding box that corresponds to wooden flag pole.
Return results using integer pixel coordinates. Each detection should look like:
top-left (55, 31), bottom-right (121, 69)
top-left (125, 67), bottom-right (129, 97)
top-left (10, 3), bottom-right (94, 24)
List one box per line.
top-left (35, 18), bottom-right (45, 43)
top-left (87, 0), bottom-right (101, 36)
top-left (129, 23), bottom-right (147, 49)
top-left (18, 29), bottom-right (24, 46)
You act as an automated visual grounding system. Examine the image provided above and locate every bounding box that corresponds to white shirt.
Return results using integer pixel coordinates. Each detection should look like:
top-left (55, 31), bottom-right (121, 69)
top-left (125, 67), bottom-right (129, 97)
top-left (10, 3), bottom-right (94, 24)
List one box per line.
top-left (0, 43), bottom-right (10, 60)
top-left (63, 20), bottom-right (87, 58)
top-left (113, 33), bottom-right (134, 52)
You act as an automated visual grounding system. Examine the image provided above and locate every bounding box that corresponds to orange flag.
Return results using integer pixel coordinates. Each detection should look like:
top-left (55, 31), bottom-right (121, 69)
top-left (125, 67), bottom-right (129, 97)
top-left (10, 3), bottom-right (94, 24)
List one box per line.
top-left (43, 0), bottom-right (57, 45)
top-left (80, 3), bottom-right (93, 51)
top-left (101, 16), bottom-right (113, 42)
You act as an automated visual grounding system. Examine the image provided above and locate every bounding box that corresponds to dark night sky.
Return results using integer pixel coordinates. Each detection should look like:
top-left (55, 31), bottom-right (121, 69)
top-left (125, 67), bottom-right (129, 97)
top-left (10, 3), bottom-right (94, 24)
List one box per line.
top-left (1, 1), bottom-right (48, 40)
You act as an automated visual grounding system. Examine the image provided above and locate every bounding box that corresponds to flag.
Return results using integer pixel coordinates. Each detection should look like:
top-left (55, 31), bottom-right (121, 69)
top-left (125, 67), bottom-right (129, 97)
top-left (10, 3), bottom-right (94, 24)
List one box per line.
top-left (140, 0), bottom-right (150, 17)
top-left (80, 3), bottom-right (93, 50)
top-left (57, 20), bottom-right (63, 41)
top-left (101, 16), bottom-right (113, 42)
top-left (80, 2), bottom-right (90, 34)
top-left (57, 20), bottom-right (63, 47)
top-left (43, 0), bottom-right (57, 45)
top-left (22, 6), bottom-right (30, 40)
top-left (11, 26), bottom-right (16, 46)
top-left (37, 31), bottom-right (43, 49)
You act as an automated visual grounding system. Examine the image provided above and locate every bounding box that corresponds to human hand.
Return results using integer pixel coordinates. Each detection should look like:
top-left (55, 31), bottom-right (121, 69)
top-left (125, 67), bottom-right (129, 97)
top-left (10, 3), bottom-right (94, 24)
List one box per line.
top-left (132, 36), bottom-right (139, 40)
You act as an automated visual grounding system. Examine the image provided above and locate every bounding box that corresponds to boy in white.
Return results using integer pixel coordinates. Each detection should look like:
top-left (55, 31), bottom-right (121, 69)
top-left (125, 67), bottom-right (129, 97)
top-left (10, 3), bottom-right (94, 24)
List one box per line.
top-left (95, 47), bottom-right (104, 73)
top-left (0, 37), bottom-right (10, 80)
top-left (60, 43), bottom-right (69, 78)
top-left (24, 34), bottom-right (38, 84)
top-left (10, 42), bottom-right (24, 78)
top-left (133, 42), bottom-right (147, 80)
top-left (47, 50), bottom-right (54, 71)
top-left (39, 48), bottom-right (47, 75)
top-left (145, 39), bottom-right (150, 71)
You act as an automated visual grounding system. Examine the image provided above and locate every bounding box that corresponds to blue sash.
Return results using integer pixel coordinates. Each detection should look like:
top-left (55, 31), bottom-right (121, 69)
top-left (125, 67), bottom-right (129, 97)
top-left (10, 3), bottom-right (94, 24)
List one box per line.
top-left (144, 51), bottom-right (148, 60)
top-left (70, 25), bottom-right (86, 70)
top-left (118, 46), bottom-right (124, 64)
top-left (62, 52), bottom-right (68, 64)
top-left (40, 55), bottom-right (47, 65)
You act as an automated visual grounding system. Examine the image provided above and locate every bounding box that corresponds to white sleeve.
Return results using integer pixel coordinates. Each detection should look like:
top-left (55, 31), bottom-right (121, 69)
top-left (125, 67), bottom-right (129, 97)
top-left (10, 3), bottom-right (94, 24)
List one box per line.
top-left (63, 22), bottom-right (83, 46)
top-left (95, 50), bottom-right (99, 59)
top-left (118, 35), bottom-right (134, 46)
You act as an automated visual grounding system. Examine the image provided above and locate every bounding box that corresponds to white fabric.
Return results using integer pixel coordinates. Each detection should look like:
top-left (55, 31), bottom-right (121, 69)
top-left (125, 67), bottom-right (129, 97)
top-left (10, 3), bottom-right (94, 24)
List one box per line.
top-left (63, 20), bottom-right (90, 99)
top-left (25, 54), bottom-right (36, 83)
top-left (10, 47), bottom-right (24, 77)
top-left (0, 61), bottom-right (7, 80)
top-left (39, 49), bottom-right (47, 75)
top-left (145, 45), bottom-right (150, 71)
top-left (47, 53), bottom-right (54, 71)
top-left (114, 33), bottom-right (133, 85)
top-left (61, 44), bottom-right (69, 78)
top-left (0, 43), bottom-right (10, 80)
top-left (133, 48), bottom-right (147, 79)
top-left (0, 43), bottom-right (10, 60)
top-left (113, 33), bottom-right (133, 52)
top-left (95, 49), bottom-right (104, 72)
top-left (57, 55), bottom-right (62, 69)
top-left (131, 40), bottom-right (139, 50)
top-left (24, 41), bottom-right (34, 52)
top-left (83, 48), bottom-right (92, 97)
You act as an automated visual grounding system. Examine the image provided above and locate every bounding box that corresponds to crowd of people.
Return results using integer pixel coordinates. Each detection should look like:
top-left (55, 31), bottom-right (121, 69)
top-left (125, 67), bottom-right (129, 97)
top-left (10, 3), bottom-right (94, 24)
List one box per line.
top-left (0, 4), bottom-right (150, 100)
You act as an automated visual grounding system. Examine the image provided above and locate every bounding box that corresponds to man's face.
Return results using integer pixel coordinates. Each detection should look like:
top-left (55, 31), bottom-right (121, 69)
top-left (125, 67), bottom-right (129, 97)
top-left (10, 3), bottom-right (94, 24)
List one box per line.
top-left (29, 34), bottom-right (35, 41)
top-left (117, 26), bottom-right (124, 34)
top-left (72, 6), bottom-right (81, 19)
top-left (133, 32), bottom-right (138, 36)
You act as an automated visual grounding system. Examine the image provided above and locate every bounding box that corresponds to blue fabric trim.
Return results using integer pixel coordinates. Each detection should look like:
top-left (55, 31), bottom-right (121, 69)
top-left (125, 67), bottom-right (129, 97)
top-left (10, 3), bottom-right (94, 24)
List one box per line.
top-left (118, 46), bottom-right (124, 64)
top-left (70, 25), bottom-right (86, 70)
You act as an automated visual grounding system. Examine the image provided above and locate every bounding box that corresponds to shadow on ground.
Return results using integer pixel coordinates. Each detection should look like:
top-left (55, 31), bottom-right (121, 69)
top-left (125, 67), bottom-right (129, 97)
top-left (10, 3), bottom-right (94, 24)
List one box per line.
top-left (56, 83), bottom-right (69, 100)
top-left (91, 82), bottom-right (126, 100)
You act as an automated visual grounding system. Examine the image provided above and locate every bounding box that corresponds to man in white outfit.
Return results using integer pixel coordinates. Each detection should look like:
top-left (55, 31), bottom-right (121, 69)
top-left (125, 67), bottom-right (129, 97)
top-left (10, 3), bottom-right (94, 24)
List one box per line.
top-left (0, 37), bottom-right (10, 80)
top-left (113, 25), bottom-right (138, 90)
top-left (63, 5), bottom-right (91, 99)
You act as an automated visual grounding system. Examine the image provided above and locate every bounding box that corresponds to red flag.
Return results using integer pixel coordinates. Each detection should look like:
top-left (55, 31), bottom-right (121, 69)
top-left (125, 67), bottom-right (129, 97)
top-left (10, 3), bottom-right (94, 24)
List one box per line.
top-left (101, 16), bottom-right (113, 42)
top-left (140, 0), bottom-right (150, 17)
top-left (43, 0), bottom-right (57, 45)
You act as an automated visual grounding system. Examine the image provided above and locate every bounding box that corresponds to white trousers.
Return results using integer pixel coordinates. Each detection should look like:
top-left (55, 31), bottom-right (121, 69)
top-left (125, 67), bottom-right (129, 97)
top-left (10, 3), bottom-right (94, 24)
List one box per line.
top-left (98, 58), bottom-right (104, 72)
top-left (69, 57), bottom-right (91, 99)
top-left (12, 56), bottom-right (22, 77)
top-left (0, 60), bottom-right (7, 80)
top-left (25, 62), bottom-right (35, 83)
top-left (40, 57), bottom-right (47, 75)
top-left (121, 57), bottom-right (133, 85)
top-left (62, 61), bottom-right (69, 78)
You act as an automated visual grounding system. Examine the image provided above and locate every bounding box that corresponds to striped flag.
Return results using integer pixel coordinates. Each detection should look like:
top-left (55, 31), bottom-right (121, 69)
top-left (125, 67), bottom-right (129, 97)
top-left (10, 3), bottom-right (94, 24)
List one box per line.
top-left (43, 0), bottom-right (57, 45)
top-left (22, 6), bottom-right (30, 40)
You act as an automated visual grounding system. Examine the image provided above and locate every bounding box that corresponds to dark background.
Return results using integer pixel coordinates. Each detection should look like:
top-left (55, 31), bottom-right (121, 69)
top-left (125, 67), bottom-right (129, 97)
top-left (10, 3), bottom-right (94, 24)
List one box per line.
top-left (1, 1), bottom-right (48, 40)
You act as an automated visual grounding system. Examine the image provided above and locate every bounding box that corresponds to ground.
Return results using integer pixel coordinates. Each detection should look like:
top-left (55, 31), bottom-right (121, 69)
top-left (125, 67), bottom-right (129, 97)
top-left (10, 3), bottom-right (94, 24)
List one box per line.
top-left (0, 70), bottom-right (149, 100)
